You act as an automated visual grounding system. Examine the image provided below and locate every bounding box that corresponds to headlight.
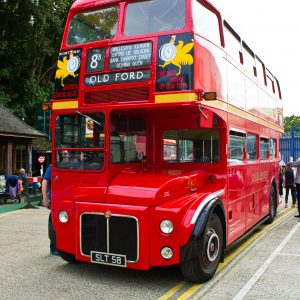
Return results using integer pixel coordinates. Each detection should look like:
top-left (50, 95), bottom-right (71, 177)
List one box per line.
top-left (58, 210), bottom-right (68, 223)
top-left (161, 247), bottom-right (173, 260)
top-left (160, 219), bottom-right (174, 234)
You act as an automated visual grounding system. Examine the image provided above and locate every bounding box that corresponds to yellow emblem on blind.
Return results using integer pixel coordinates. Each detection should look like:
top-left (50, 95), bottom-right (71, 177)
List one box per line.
top-left (159, 35), bottom-right (194, 76)
top-left (55, 50), bottom-right (80, 87)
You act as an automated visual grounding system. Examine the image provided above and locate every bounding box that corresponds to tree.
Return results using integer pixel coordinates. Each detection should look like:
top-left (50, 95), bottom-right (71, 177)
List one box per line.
top-left (0, 0), bottom-right (73, 124)
top-left (284, 115), bottom-right (300, 132)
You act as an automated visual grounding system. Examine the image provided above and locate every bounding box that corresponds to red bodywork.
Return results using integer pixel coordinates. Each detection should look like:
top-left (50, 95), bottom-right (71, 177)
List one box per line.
top-left (50, 0), bottom-right (283, 270)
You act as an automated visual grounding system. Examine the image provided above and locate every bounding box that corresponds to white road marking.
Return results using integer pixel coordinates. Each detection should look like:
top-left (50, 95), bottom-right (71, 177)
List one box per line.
top-left (233, 222), bottom-right (300, 300)
top-left (278, 252), bottom-right (300, 257)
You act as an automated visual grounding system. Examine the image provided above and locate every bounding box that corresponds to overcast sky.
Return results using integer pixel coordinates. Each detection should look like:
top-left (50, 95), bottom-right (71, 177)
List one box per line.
top-left (209, 0), bottom-right (299, 117)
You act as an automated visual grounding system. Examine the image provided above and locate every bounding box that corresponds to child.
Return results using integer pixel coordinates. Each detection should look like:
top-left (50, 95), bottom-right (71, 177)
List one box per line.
top-left (284, 162), bottom-right (296, 208)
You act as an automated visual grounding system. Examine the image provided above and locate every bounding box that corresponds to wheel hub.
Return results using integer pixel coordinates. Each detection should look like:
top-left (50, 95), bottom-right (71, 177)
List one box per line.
top-left (206, 231), bottom-right (219, 262)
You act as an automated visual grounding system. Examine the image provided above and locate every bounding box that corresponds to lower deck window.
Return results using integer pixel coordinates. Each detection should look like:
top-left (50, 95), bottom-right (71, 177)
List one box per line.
top-left (229, 131), bottom-right (246, 163)
top-left (163, 129), bottom-right (220, 163)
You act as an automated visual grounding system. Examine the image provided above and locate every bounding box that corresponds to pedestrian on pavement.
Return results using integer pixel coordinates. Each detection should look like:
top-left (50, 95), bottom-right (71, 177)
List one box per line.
top-left (42, 165), bottom-right (58, 255)
top-left (283, 162), bottom-right (296, 208)
top-left (292, 158), bottom-right (300, 218)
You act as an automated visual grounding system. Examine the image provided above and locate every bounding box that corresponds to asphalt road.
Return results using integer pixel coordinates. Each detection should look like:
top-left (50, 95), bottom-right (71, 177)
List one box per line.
top-left (0, 204), bottom-right (299, 300)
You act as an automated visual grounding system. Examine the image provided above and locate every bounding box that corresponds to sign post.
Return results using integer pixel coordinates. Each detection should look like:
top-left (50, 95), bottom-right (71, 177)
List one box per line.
top-left (38, 156), bottom-right (45, 177)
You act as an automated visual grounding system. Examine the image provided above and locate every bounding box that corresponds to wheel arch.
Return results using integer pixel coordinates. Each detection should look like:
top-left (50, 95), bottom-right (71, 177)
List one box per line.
top-left (180, 196), bottom-right (226, 264)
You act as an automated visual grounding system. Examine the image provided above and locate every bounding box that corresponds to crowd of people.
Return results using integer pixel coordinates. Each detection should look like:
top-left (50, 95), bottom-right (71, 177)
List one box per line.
top-left (279, 156), bottom-right (300, 218)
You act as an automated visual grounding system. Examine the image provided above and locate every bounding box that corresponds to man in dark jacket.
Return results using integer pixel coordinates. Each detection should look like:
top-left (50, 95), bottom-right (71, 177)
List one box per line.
top-left (284, 162), bottom-right (296, 208)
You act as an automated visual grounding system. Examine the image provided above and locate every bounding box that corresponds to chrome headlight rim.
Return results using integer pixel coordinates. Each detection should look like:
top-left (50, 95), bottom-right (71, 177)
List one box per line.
top-left (58, 210), bottom-right (69, 224)
top-left (160, 219), bottom-right (174, 234)
top-left (161, 246), bottom-right (174, 260)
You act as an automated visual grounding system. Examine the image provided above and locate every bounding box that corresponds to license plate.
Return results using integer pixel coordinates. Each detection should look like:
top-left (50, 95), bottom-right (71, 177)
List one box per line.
top-left (91, 251), bottom-right (127, 267)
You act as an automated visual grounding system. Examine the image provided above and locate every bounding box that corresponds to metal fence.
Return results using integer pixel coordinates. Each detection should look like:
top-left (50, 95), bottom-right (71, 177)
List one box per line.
top-left (279, 130), bottom-right (300, 163)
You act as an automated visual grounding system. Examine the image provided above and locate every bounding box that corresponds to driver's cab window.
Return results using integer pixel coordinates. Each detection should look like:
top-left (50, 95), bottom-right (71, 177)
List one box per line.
top-left (54, 112), bottom-right (104, 170)
top-left (110, 113), bottom-right (146, 164)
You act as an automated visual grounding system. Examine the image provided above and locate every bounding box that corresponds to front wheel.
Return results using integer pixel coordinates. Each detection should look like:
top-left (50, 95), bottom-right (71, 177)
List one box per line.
top-left (59, 250), bottom-right (79, 264)
top-left (180, 213), bottom-right (223, 283)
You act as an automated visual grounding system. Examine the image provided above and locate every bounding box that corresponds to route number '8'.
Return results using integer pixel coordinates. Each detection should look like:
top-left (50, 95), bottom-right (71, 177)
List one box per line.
top-left (90, 54), bottom-right (102, 69)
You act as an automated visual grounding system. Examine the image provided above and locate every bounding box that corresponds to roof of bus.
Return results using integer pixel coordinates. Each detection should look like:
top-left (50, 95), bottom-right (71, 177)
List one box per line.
top-left (71, 0), bottom-right (121, 11)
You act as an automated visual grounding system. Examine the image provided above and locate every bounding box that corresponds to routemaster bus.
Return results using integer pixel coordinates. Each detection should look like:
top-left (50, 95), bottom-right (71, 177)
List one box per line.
top-left (50, 0), bottom-right (283, 283)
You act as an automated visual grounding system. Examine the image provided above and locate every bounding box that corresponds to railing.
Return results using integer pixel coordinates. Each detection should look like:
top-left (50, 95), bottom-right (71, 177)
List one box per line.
top-left (23, 177), bottom-right (43, 208)
top-left (280, 129), bottom-right (300, 162)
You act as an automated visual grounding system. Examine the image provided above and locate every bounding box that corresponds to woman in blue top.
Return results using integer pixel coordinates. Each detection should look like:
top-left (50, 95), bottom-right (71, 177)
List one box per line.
top-left (42, 165), bottom-right (58, 255)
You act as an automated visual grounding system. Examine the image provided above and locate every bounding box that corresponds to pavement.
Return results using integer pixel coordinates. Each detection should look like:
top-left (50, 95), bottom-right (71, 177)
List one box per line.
top-left (0, 193), bottom-right (42, 214)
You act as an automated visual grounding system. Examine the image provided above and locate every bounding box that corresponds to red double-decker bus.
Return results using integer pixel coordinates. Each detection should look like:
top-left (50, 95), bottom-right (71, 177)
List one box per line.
top-left (50, 0), bottom-right (283, 282)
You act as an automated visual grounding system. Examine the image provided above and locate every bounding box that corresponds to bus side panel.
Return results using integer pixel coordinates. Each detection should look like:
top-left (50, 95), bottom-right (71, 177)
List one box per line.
top-left (260, 161), bottom-right (271, 218)
top-left (245, 163), bottom-right (261, 230)
top-left (227, 165), bottom-right (246, 244)
top-left (193, 35), bottom-right (227, 102)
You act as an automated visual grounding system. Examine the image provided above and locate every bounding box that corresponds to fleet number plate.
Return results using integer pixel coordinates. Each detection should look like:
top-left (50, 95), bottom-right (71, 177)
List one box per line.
top-left (91, 251), bottom-right (126, 267)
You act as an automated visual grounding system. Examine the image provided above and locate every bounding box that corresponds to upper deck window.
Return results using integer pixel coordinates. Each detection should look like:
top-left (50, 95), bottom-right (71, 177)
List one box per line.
top-left (67, 6), bottom-right (119, 45)
top-left (124, 0), bottom-right (185, 36)
top-left (192, 0), bottom-right (221, 46)
top-left (224, 22), bottom-right (242, 63)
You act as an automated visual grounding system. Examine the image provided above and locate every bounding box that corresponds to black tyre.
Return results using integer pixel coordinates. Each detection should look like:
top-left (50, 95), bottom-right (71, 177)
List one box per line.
top-left (265, 184), bottom-right (277, 224)
top-left (59, 250), bottom-right (79, 264)
top-left (48, 213), bottom-right (56, 243)
top-left (180, 213), bottom-right (223, 283)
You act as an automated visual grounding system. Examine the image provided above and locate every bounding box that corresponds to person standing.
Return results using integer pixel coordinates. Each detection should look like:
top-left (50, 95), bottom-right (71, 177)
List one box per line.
top-left (42, 165), bottom-right (58, 255)
top-left (292, 158), bottom-right (300, 218)
top-left (18, 168), bottom-right (28, 195)
top-left (283, 163), bottom-right (296, 208)
top-left (279, 157), bottom-right (285, 199)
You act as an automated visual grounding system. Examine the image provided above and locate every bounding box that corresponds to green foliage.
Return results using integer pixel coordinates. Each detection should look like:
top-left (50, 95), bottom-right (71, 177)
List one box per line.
top-left (0, 0), bottom-right (73, 125)
top-left (284, 115), bottom-right (300, 132)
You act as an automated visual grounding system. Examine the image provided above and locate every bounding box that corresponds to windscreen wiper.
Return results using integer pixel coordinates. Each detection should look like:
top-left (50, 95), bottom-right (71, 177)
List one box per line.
top-left (76, 110), bottom-right (102, 126)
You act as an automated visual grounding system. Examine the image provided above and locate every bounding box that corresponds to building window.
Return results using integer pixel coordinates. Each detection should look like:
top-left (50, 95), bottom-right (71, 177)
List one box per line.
top-left (14, 145), bottom-right (27, 172)
top-left (0, 144), bottom-right (5, 173)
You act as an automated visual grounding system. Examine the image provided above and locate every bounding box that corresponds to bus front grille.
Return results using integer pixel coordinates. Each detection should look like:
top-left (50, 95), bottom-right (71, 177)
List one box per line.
top-left (80, 213), bottom-right (138, 262)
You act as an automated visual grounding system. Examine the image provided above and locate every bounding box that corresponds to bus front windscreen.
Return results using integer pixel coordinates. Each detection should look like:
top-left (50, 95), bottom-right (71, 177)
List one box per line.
top-left (67, 6), bottom-right (119, 45)
top-left (124, 0), bottom-right (185, 36)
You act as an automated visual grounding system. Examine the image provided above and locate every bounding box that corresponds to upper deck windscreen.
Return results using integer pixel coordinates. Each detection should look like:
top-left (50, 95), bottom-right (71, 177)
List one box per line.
top-left (67, 6), bottom-right (119, 45)
top-left (124, 0), bottom-right (185, 36)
